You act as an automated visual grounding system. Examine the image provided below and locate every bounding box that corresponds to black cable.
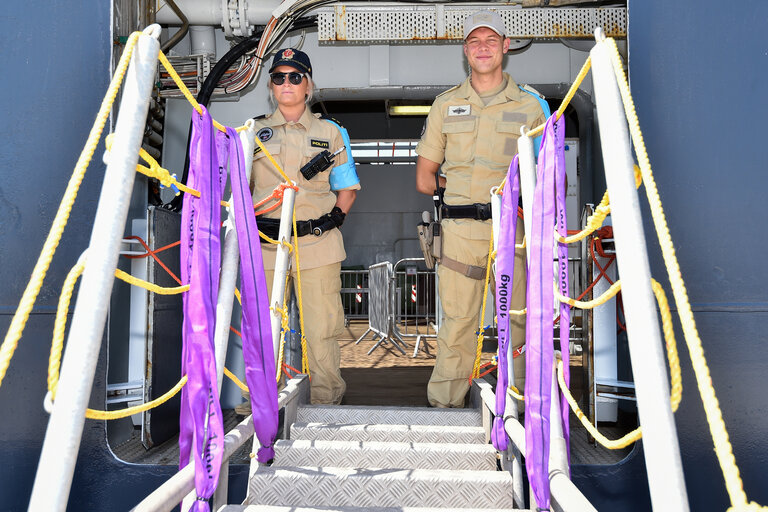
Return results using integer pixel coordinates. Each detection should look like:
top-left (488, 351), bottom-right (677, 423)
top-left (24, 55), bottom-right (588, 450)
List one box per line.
top-left (165, 16), bottom-right (318, 210)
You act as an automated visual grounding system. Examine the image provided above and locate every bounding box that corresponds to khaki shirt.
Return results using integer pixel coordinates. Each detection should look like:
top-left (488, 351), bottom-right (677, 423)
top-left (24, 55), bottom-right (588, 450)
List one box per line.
top-left (251, 107), bottom-right (361, 270)
top-left (416, 73), bottom-right (546, 240)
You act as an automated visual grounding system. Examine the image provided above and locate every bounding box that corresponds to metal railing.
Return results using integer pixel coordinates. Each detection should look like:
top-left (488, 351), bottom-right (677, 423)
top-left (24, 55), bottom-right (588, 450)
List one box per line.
top-left (340, 269), bottom-right (369, 321)
top-left (392, 258), bottom-right (437, 357)
top-left (355, 261), bottom-right (407, 355)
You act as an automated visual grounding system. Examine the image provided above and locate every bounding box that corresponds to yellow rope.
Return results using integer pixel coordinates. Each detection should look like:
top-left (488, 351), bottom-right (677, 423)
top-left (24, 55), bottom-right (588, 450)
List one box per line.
top-left (273, 299), bottom-right (290, 382)
top-left (223, 367), bottom-right (249, 393)
top-left (471, 234), bottom-right (495, 379)
top-left (114, 268), bottom-right (189, 295)
top-left (605, 36), bottom-right (752, 509)
top-left (555, 279), bottom-right (682, 449)
top-left (85, 376), bottom-right (188, 420)
top-left (0, 32), bottom-right (141, 392)
top-left (555, 280), bottom-right (621, 310)
top-left (291, 211), bottom-right (311, 377)
top-left (507, 385), bottom-right (524, 402)
top-left (526, 57), bottom-right (592, 139)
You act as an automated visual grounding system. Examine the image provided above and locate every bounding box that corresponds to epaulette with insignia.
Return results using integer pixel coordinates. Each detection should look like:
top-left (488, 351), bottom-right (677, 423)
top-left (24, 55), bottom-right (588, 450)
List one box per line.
top-left (252, 114), bottom-right (267, 121)
top-left (436, 84), bottom-right (460, 99)
top-left (519, 84), bottom-right (545, 100)
top-left (320, 114), bottom-right (345, 128)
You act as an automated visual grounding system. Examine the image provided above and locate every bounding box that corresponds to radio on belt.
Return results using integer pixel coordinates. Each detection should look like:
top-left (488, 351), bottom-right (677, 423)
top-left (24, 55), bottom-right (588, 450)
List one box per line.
top-left (300, 146), bottom-right (345, 181)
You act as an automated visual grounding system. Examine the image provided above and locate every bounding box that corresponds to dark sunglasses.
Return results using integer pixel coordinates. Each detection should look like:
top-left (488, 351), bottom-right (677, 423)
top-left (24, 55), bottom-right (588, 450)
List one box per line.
top-left (270, 72), bottom-right (306, 86)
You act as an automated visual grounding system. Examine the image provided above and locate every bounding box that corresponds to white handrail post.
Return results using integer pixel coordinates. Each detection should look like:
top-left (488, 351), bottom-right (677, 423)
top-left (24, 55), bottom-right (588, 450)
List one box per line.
top-left (590, 28), bottom-right (689, 511)
top-left (269, 185), bottom-right (297, 366)
top-left (27, 25), bottom-right (161, 512)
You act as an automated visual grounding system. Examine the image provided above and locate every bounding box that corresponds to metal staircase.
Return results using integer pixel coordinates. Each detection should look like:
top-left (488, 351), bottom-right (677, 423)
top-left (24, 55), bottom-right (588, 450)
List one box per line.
top-left (222, 383), bottom-right (528, 511)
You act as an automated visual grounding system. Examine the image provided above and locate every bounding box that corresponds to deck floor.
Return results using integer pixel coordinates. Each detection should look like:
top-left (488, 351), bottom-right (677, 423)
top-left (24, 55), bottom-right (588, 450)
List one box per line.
top-left (111, 320), bottom-right (633, 466)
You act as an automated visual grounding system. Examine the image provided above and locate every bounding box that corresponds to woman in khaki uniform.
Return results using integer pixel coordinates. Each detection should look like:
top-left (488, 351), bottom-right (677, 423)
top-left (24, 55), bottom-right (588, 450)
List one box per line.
top-left (250, 48), bottom-right (360, 404)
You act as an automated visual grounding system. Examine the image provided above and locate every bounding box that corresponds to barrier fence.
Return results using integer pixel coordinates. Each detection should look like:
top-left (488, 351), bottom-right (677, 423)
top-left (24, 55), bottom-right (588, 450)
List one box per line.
top-left (340, 269), bottom-right (369, 322)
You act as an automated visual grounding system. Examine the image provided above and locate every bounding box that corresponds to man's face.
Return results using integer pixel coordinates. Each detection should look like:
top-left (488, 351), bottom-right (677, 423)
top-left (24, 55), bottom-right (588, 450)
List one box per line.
top-left (463, 27), bottom-right (510, 76)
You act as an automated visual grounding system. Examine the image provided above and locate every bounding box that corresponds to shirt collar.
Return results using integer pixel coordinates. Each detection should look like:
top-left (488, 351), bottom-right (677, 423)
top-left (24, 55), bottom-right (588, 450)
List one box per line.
top-left (456, 72), bottom-right (522, 106)
top-left (268, 106), bottom-right (314, 129)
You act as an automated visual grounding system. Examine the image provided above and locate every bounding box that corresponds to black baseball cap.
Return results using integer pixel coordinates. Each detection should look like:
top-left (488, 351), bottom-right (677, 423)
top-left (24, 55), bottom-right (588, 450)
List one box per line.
top-left (268, 48), bottom-right (312, 77)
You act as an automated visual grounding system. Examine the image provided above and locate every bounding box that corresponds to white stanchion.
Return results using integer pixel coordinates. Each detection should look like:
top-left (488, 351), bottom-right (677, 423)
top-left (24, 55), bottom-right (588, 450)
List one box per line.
top-left (269, 185), bottom-right (297, 363)
top-left (27, 25), bottom-right (161, 512)
top-left (590, 27), bottom-right (689, 512)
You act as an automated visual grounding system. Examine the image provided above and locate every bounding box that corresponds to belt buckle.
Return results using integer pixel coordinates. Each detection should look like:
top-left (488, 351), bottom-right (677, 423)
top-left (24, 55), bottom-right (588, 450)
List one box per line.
top-left (475, 203), bottom-right (488, 220)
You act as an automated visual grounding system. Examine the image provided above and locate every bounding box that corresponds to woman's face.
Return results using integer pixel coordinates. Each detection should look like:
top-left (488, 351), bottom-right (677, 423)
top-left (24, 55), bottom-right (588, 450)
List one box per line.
top-left (270, 65), bottom-right (310, 110)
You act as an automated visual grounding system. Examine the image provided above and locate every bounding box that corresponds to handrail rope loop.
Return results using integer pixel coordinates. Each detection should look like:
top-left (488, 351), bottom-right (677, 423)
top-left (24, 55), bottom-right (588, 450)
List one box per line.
top-left (471, 234), bottom-right (495, 380)
top-left (553, 277), bottom-right (681, 449)
top-left (0, 31), bottom-right (142, 392)
top-left (605, 36), bottom-right (752, 508)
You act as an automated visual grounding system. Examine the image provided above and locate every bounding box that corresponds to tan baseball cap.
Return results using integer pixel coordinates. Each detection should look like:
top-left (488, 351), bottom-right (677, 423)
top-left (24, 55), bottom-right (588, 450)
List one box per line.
top-left (463, 10), bottom-right (507, 40)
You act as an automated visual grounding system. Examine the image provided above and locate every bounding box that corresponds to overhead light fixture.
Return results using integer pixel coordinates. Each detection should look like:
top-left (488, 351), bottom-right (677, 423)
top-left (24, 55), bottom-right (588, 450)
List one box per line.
top-left (388, 105), bottom-right (431, 116)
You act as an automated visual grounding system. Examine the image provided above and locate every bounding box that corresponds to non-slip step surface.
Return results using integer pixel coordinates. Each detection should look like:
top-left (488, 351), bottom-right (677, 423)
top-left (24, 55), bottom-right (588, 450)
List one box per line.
top-left (289, 422), bottom-right (486, 444)
top-left (273, 439), bottom-right (497, 471)
top-left (296, 405), bottom-right (481, 427)
top-left (217, 505), bottom-right (532, 512)
top-left (245, 466), bottom-right (515, 509)
top-left (220, 506), bottom-right (525, 512)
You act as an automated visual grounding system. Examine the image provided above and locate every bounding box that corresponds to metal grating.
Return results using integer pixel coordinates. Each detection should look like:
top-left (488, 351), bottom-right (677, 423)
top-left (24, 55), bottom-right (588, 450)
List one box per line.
top-left (290, 422), bottom-right (486, 444)
top-left (317, 4), bottom-right (626, 42)
top-left (296, 405), bottom-right (481, 426)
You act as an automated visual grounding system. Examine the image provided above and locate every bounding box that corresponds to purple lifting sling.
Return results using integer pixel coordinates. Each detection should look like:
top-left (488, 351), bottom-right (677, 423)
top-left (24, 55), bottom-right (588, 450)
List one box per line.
top-left (179, 105), bottom-right (226, 511)
top-left (492, 155), bottom-right (521, 452)
top-left (524, 113), bottom-right (570, 511)
top-left (225, 126), bottom-right (279, 462)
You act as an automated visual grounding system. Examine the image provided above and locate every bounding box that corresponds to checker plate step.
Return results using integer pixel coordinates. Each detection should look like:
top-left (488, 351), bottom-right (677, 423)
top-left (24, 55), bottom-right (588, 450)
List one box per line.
top-left (273, 439), bottom-right (497, 471)
top-left (296, 405), bottom-right (481, 426)
top-left (245, 466), bottom-right (515, 508)
top-left (220, 506), bottom-right (529, 511)
top-left (289, 422), bottom-right (486, 444)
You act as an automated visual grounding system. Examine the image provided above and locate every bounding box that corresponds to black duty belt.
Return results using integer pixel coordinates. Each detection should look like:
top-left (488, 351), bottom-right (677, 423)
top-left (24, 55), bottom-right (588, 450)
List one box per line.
top-left (256, 217), bottom-right (336, 241)
top-left (441, 202), bottom-right (493, 221)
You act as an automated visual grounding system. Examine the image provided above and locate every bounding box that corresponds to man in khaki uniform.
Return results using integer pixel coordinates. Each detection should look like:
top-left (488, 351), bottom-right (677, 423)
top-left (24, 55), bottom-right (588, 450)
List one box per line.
top-left (251, 48), bottom-right (360, 404)
top-left (415, 11), bottom-right (546, 407)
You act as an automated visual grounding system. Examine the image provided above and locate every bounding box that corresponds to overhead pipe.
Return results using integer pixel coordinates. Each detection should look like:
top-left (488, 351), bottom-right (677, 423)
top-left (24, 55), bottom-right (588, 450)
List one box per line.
top-left (159, 0), bottom-right (189, 53)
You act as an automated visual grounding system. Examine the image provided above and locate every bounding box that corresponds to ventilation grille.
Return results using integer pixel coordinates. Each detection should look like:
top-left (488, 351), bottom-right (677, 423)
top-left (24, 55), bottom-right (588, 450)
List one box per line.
top-left (317, 4), bottom-right (626, 42)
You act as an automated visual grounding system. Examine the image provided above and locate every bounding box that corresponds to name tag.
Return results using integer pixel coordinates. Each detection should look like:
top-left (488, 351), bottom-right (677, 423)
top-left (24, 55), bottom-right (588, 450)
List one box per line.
top-left (447, 105), bottom-right (471, 116)
top-left (310, 139), bottom-right (330, 149)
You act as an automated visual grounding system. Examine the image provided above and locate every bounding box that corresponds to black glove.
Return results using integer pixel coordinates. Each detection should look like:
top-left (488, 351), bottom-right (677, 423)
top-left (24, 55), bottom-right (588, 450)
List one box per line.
top-left (310, 207), bottom-right (346, 236)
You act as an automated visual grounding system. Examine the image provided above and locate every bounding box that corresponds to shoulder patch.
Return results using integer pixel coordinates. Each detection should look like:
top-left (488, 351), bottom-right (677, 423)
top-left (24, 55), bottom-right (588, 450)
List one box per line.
top-left (256, 127), bottom-right (273, 142)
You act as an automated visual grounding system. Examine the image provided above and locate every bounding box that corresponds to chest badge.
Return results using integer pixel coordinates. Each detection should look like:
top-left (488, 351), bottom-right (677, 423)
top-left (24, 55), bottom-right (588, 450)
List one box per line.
top-left (447, 104), bottom-right (471, 116)
top-left (257, 127), bottom-right (273, 142)
top-left (310, 139), bottom-right (329, 149)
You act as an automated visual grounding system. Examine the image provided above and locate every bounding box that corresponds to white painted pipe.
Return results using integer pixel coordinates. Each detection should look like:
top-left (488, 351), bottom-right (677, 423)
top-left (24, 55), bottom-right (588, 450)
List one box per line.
top-left (189, 25), bottom-right (216, 57)
top-left (549, 356), bottom-right (570, 478)
top-left (269, 185), bottom-right (297, 367)
top-left (590, 28), bottom-right (689, 512)
top-left (155, 0), bottom-right (282, 29)
top-left (27, 25), bottom-right (161, 512)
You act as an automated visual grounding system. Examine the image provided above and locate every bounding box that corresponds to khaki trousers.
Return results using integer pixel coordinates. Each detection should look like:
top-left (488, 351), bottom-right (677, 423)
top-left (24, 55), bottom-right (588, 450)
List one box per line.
top-left (428, 218), bottom-right (527, 407)
top-left (266, 262), bottom-right (346, 404)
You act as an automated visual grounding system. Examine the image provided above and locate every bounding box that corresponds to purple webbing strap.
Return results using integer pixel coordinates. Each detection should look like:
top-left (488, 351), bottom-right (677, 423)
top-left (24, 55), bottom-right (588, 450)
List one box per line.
top-left (552, 117), bottom-right (571, 464)
top-left (225, 127), bottom-right (279, 462)
top-left (491, 155), bottom-right (521, 451)
top-left (524, 113), bottom-right (559, 511)
top-left (179, 105), bottom-right (226, 511)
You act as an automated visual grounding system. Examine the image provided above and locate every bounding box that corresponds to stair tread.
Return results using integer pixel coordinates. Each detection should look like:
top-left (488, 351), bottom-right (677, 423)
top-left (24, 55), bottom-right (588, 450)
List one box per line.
top-left (290, 422), bottom-right (486, 444)
top-left (273, 439), bottom-right (497, 471)
top-left (296, 405), bottom-right (481, 427)
top-left (221, 506), bottom-right (528, 512)
top-left (245, 466), bottom-right (514, 509)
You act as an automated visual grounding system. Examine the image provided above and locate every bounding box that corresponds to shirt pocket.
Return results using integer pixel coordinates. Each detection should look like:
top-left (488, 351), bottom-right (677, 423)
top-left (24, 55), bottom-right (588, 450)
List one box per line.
top-left (493, 121), bottom-right (524, 164)
top-left (442, 119), bottom-right (477, 164)
top-left (251, 143), bottom-right (283, 186)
